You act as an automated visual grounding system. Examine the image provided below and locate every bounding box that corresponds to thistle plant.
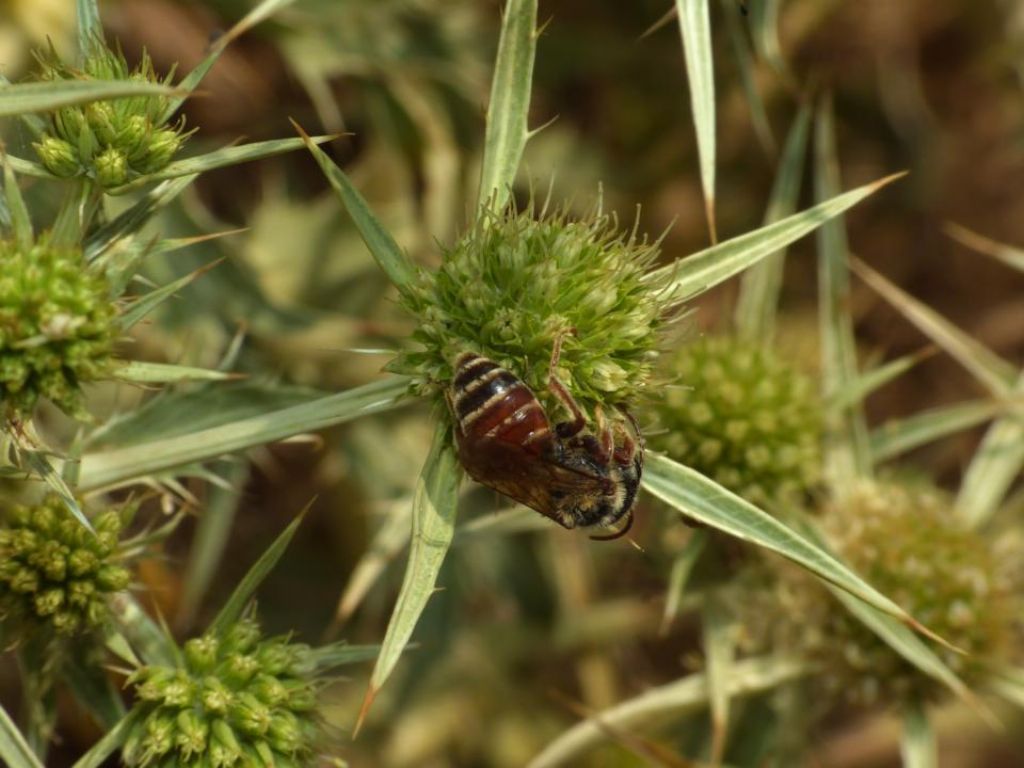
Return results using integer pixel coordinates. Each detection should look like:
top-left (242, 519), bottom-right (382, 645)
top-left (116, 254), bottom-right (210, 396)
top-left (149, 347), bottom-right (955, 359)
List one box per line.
top-left (649, 335), bottom-right (822, 510)
top-left (756, 481), bottom-right (1021, 709)
top-left (0, 1), bottom-right (967, 766)
top-left (0, 494), bottom-right (131, 643)
top-left (34, 42), bottom-right (188, 188)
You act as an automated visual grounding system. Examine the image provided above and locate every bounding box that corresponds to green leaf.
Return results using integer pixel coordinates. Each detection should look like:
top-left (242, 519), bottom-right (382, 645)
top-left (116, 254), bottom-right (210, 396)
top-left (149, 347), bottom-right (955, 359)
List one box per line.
top-left (64, 656), bottom-right (126, 730)
top-left (70, 715), bottom-right (135, 768)
top-left (112, 361), bottom-right (239, 384)
top-left (735, 105), bottom-right (811, 341)
top-left (956, 370), bottom-right (1024, 528)
top-left (870, 400), bottom-right (1001, 463)
top-left (0, 703), bottom-right (43, 768)
top-left (305, 643), bottom-right (382, 673)
top-left (294, 122), bottom-right (416, 289)
top-left (815, 97), bottom-right (872, 488)
top-left (19, 448), bottom-right (94, 534)
top-left (208, 511), bottom-right (305, 636)
top-left (526, 656), bottom-right (807, 768)
top-left (642, 454), bottom-right (938, 634)
top-left (86, 381), bottom-right (324, 450)
top-left (645, 172), bottom-right (903, 302)
top-left (660, 528), bottom-right (707, 634)
top-left (85, 175), bottom-right (198, 261)
top-left (747, 0), bottom-right (788, 76)
top-left (327, 495), bottom-right (412, 638)
top-left (50, 181), bottom-right (102, 248)
top-left (358, 424), bottom-right (462, 731)
top-left (987, 665), bottom-right (1024, 710)
top-left (162, 0), bottom-right (297, 122)
top-left (77, 377), bottom-right (410, 490)
top-left (676, 0), bottom-right (717, 242)
top-left (178, 461), bottom-right (249, 629)
top-left (945, 222), bottom-right (1024, 274)
top-left (900, 702), bottom-right (937, 768)
top-left (3, 155), bottom-right (33, 250)
top-left (0, 80), bottom-right (175, 117)
top-left (2, 155), bottom-right (53, 179)
top-left (116, 259), bottom-right (224, 331)
top-left (107, 136), bottom-right (335, 195)
top-left (850, 257), bottom-right (1016, 397)
top-left (721, 0), bottom-right (774, 158)
top-left (703, 592), bottom-right (735, 764)
top-left (76, 0), bottom-right (103, 59)
top-left (109, 593), bottom-right (177, 667)
top-left (830, 349), bottom-right (930, 411)
top-left (478, 0), bottom-right (538, 213)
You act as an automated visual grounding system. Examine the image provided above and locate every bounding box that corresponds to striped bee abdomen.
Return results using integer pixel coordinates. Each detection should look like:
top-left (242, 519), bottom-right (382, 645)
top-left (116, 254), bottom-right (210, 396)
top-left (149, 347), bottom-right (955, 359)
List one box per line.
top-left (450, 353), bottom-right (552, 448)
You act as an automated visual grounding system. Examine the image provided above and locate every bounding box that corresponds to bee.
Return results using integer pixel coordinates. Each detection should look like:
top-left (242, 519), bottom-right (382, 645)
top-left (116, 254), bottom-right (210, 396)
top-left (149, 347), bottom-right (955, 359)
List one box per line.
top-left (446, 339), bottom-right (643, 539)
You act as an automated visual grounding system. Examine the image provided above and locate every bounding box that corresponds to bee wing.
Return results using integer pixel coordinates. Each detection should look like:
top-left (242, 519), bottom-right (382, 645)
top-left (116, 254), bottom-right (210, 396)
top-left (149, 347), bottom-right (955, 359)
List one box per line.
top-left (461, 437), bottom-right (606, 527)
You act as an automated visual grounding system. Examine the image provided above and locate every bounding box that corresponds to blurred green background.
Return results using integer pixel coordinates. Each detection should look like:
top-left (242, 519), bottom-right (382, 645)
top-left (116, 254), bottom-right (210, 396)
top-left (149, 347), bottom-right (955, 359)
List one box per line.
top-left (1, 0), bottom-right (1022, 765)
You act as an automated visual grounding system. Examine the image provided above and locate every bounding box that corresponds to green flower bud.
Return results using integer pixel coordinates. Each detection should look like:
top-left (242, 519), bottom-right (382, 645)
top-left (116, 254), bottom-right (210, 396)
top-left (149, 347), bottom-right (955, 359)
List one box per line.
top-left (224, 618), bottom-right (262, 654)
top-left (0, 237), bottom-right (117, 419)
top-left (268, 710), bottom-right (303, 754)
top-left (648, 335), bottom-right (822, 511)
top-left (85, 102), bottom-right (118, 145)
top-left (176, 709), bottom-right (209, 758)
top-left (35, 135), bottom-right (79, 177)
top-left (231, 692), bottom-right (272, 736)
top-left (201, 677), bottom-right (235, 715)
top-left (133, 128), bottom-right (182, 174)
top-left (95, 564), bottom-right (131, 591)
top-left (93, 147), bottom-right (128, 188)
top-left (33, 41), bottom-right (187, 189)
top-left (185, 634), bottom-right (221, 672)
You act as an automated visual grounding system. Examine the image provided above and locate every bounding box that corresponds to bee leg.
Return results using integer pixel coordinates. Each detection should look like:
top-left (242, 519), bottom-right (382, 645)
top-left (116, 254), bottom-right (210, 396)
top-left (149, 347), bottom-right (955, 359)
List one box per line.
top-left (589, 507), bottom-right (634, 541)
top-left (612, 408), bottom-right (643, 465)
top-left (444, 390), bottom-right (463, 438)
top-left (548, 329), bottom-right (587, 438)
top-left (612, 430), bottom-right (635, 465)
top-left (595, 406), bottom-right (614, 463)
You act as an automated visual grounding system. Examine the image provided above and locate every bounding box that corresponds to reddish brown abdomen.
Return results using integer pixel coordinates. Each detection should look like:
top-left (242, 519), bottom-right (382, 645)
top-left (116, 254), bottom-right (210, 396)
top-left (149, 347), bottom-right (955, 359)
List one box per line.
top-left (451, 354), bottom-right (551, 450)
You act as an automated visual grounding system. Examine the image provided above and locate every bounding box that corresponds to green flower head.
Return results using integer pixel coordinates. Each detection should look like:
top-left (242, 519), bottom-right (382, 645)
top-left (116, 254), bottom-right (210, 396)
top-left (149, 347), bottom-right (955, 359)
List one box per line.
top-left (0, 236), bottom-right (118, 419)
top-left (33, 39), bottom-right (188, 188)
top-left (0, 495), bottom-right (131, 643)
top-left (390, 202), bottom-right (673, 420)
top-left (124, 617), bottom-right (326, 767)
top-left (757, 481), bottom-right (1021, 708)
top-left (649, 335), bottom-right (823, 510)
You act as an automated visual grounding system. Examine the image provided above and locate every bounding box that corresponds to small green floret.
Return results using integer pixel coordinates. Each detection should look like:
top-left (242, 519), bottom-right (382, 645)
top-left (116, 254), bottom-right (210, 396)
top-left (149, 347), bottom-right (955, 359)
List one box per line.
top-left (650, 336), bottom-right (822, 509)
top-left (390, 204), bottom-right (670, 417)
top-left (0, 238), bottom-right (118, 418)
top-left (758, 482), bottom-right (1020, 708)
top-left (124, 617), bottom-right (324, 767)
top-left (0, 496), bottom-right (130, 642)
top-left (33, 40), bottom-right (187, 189)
